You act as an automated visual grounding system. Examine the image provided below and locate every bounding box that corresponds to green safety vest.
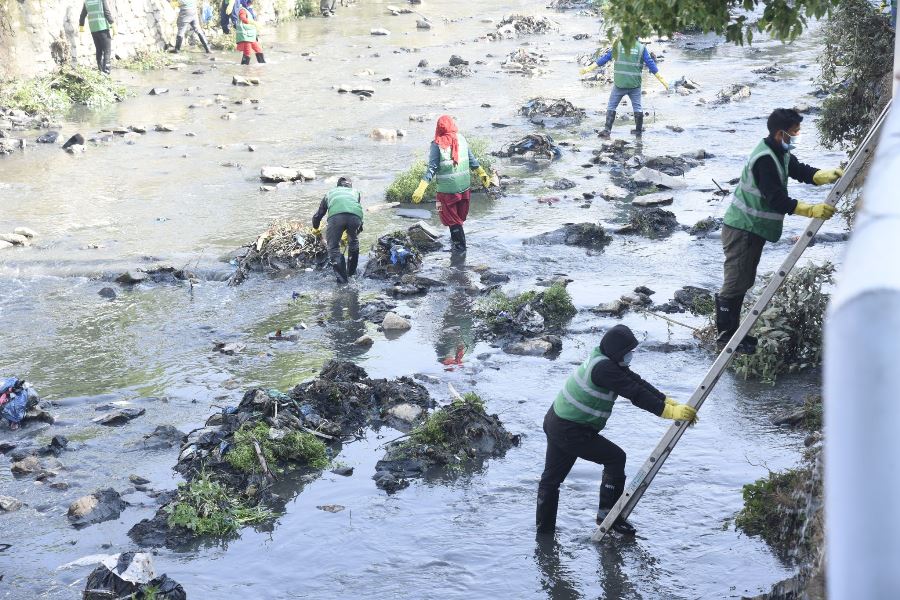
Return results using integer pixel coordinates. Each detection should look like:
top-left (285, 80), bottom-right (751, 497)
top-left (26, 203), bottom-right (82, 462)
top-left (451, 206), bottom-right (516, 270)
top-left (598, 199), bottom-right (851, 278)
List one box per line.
top-left (235, 10), bottom-right (257, 42)
top-left (85, 0), bottom-right (109, 33)
top-left (552, 348), bottom-right (617, 431)
top-left (435, 134), bottom-right (471, 194)
top-left (326, 187), bottom-right (364, 220)
top-left (613, 42), bottom-right (644, 89)
top-left (724, 139), bottom-right (790, 242)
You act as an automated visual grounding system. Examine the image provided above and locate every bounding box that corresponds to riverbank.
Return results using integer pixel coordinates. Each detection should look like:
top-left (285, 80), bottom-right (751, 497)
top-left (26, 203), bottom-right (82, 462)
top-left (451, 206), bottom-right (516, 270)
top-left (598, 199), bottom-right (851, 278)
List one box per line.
top-left (0, 2), bottom-right (846, 598)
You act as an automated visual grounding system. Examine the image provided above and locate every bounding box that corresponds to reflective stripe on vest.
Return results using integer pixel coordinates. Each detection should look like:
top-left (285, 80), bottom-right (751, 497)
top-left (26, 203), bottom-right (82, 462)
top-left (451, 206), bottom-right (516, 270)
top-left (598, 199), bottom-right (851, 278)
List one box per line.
top-left (325, 187), bottom-right (364, 220)
top-left (85, 0), bottom-right (109, 32)
top-left (435, 134), bottom-right (471, 194)
top-left (613, 42), bottom-right (644, 89)
top-left (552, 348), bottom-right (618, 430)
top-left (724, 139), bottom-right (790, 242)
top-left (235, 10), bottom-right (257, 42)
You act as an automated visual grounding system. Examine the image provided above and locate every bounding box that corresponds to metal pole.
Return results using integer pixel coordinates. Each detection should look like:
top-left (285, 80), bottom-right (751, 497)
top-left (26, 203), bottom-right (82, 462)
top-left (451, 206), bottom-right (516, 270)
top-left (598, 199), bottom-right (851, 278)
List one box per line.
top-left (592, 101), bottom-right (892, 543)
top-left (825, 62), bottom-right (900, 598)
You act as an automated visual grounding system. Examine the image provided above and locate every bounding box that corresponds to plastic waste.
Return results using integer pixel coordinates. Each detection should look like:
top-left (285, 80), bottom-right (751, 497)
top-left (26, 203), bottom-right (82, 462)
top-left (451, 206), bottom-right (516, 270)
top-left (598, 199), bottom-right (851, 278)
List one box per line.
top-left (390, 244), bottom-right (411, 266)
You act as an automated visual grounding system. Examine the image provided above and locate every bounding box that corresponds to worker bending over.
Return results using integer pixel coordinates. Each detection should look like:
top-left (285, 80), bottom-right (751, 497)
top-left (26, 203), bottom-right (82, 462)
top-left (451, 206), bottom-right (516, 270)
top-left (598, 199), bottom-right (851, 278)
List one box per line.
top-left (312, 177), bottom-right (363, 284)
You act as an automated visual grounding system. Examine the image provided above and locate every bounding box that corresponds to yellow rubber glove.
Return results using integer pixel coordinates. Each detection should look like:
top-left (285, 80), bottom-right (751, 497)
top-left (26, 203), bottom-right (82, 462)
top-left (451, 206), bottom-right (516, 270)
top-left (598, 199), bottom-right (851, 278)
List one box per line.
top-left (411, 180), bottom-right (428, 204)
top-left (311, 227), bottom-right (322, 238)
top-left (579, 63), bottom-right (597, 76)
top-left (813, 168), bottom-right (844, 186)
top-left (794, 202), bottom-right (836, 220)
top-left (110, 24), bottom-right (117, 37)
top-left (474, 166), bottom-right (492, 188)
top-left (654, 72), bottom-right (669, 90)
top-left (661, 402), bottom-right (698, 424)
top-left (80, 25), bottom-right (85, 33)
top-left (664, 397), bottom-right (678, 407)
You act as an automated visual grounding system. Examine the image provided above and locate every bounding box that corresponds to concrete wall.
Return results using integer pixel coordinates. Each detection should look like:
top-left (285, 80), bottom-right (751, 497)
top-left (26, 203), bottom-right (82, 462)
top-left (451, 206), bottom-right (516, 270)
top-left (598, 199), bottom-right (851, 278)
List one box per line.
top-left (0, 0), bottom-right (295, 79)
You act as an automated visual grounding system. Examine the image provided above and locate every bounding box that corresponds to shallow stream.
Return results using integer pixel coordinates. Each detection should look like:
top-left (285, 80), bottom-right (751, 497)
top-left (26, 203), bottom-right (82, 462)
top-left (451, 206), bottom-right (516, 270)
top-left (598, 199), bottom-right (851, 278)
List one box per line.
top-left (0, 2), bottom-right (845, 598)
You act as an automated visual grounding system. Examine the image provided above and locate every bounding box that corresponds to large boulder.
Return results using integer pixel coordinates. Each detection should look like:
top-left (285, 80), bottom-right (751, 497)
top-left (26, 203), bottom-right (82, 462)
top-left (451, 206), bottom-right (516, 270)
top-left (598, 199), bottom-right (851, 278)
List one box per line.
top-left (68, 488), bottom-right (126, 528)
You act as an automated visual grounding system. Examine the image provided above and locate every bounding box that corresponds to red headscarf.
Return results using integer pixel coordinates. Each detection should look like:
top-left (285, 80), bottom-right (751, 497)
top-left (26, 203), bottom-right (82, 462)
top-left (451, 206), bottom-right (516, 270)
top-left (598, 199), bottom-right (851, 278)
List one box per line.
top-left (434, 115), bottom-right (459, 165)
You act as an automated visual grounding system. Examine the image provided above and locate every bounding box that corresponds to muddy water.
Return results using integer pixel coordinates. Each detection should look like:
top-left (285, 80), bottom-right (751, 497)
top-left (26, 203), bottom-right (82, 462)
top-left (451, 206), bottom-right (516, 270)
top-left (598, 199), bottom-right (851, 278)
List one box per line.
top-left (1, 2), bottom-right (845, 598)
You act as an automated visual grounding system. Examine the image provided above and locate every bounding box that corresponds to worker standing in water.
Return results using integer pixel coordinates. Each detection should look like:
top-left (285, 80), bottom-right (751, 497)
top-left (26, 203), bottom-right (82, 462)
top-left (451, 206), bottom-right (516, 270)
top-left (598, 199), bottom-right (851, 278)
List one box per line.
top-left (169, 0), bottom-right (211, 54)
top-left (312, 177), bottom-right (363, 284)
top-left (79, 0), bottom-right (115, 74)
top-left (580, 40), bottom-right (668, 138)
top-left (235, 0), bottom-right (265, 64)
top-left (411, 115), bottom-right (493, 254)
top-left (536, 325), bottom-right (697, 535)
top-left (716, 108), bottom-right (843, 353)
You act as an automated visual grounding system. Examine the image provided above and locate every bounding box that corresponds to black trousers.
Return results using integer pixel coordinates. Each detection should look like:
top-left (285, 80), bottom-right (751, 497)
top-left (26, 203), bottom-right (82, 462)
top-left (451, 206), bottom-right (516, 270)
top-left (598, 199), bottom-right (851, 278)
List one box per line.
top-left (91, 29), bottom-right (112, 74)
top-left (538, 408), bottom-right (626, 497)
top-left (325, 213), bottom-right (361, 265)
top-left (720, 225), bottom-right (766, 301)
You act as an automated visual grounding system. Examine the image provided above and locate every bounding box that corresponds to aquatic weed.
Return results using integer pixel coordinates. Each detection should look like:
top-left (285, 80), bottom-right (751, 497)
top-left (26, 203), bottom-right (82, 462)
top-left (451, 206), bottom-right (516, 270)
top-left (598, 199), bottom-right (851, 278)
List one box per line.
top-left (0, 65), bottom-right (127, 116)
top-left (226, 421), bottom-right (329, 473)
top-left (538, 283), bottom-right (576, 328)
top-left (119, 49), bottom-right (173, 71)
top-left (166, 472), bottom-right (273, 536)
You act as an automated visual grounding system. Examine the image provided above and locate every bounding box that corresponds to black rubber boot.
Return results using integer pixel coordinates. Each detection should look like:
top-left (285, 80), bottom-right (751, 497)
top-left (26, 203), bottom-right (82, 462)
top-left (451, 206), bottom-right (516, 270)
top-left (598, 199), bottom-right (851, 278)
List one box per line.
top-left (333, 256), bottom-right (349, 284)
top-left (255, 52), bottom-right (266, 64)
top-left (454, 226), bottom-right (467, 252)
top-left (347, 249), bottom-right (359, 277)
top-left (632, 112), bottom-right (644, 137)
top-left (598, 110), bottom-right (616, 139)
top-left (716, 294), bottom-right (757, 354)
top-left (240, 54), bottom-right (251, 65)
top-left (173, 35), bottom-right (183, 53)
top-left (198, 32), bottom-right (211, 53)
top-left (596, 472), bottom-right (636, 535)
top-left (536, 489), bottom-right (560, 534)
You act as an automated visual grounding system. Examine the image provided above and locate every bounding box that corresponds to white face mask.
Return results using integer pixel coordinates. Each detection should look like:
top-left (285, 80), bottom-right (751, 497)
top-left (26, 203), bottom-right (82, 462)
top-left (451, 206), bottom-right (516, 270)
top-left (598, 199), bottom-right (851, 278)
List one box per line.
top-left (781, 131), bottom-right (799, 151)
top-left (620, 351), bottom-right (634, 366)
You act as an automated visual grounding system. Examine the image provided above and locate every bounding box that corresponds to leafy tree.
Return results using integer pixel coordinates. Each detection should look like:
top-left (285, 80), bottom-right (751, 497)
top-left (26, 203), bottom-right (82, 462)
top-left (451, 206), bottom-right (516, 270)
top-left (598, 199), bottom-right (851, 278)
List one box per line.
top-left (598, 0), bottom-right (839, 45)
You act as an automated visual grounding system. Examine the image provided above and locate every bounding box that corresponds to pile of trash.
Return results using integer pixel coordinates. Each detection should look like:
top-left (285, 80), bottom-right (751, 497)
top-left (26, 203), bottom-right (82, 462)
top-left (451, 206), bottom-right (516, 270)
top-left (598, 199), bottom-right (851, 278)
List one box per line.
top-left (475, 282), bottom-right (575, 354)
top-left (673, 76), bottom-right (702, 96)
top-left (523, 223), bottom-right (612, 251)
top-left (83, 553), bottom-right (185, 600)
top-left (228, 220), bottom-right (329, 286)
top-left (374, 393), bottom-right (519, 493)
top-left (501, 48), bottom-right (549, 76)
top-left (653, 286), bottom-right (715, 315)
top-left (688, 216), bottom-right (724, 237)
top-left (592, 286), bottom-right (655, 317)
top-left (487, 14), bottom-right (558, 40)
top-left (520, 97), bottom-right (585, 127)
top-left (615, 207), bottom-right (682, 238)
top-left (711, 83), bottom-right (752, 104)
top-left (434, 55), bottom-right (472, 78)
top-left (129, 361), bottom-right (436, 547)
top-left (363, 230), bottom-right (426, 279)
top-left (1, 378), bottom-right (45, 430)
top-left (493, 134), bottom-right (562, 161)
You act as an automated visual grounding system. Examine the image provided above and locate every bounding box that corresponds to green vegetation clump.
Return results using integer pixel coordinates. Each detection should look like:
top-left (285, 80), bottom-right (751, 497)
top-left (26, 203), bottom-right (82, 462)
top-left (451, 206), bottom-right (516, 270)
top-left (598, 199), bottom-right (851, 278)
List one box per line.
top-left (409, 393), bottom-right (486, 449)
top-left (476, 283), bottom-right (575, 331)
top-left (732, 263), bottom-right (834, 383)
top-left (690, 294), bottom-right (715, 317)
top-left (226, 422), bottom-right (329, 473)
top-left (294, 0), bottom-right (316, 16)
top-left (120, 49), bottom-right (173, 71)
top-left (539, 283), bottom-right (577, 328)
top-left (735, 463), bottom-right (819, 560)
top-left (166, 472), bottom-right (274, 536)
top-left (801, 394), bottom-right (823, 431)
top-left (386, 138), bottom-right (494, 203)
top-left (0, 65), bottom-right (127, 116)
top-left (817, 0), bottom-right (894, 152)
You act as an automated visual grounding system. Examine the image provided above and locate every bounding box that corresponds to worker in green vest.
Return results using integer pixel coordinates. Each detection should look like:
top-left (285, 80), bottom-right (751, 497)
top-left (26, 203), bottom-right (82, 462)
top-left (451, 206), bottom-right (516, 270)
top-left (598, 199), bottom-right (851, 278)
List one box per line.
top-left (312, 177), bottom-right (364, 284)
top-left (79, 0), bottom-right (116, 74)
top-left (235, 0), bottom-right (265, 64)
top-left (716, 108), bottom-right (844, 353)
top-left (580, 40), bottom-right (668, 138)
top-left (410, 115), bottom-right (493, 253)
top-left (536, 325), bottom-right (697, 535)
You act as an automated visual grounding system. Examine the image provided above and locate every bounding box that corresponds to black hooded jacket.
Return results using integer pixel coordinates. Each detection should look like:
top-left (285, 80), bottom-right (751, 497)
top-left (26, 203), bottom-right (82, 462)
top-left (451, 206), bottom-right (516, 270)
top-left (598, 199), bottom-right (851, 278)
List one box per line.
top-left (590, 325), bottom-right (666, 416)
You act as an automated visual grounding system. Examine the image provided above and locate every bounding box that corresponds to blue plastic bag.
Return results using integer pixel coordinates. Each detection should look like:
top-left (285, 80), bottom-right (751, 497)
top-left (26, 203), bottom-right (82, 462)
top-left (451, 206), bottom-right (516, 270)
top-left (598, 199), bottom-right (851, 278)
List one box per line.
top-left (390, 245), bottom-right (411, 266)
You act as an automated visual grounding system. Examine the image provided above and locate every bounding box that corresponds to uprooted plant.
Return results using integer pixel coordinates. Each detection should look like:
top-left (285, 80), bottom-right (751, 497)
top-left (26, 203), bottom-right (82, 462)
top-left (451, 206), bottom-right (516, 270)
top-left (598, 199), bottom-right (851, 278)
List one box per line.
top-left (732, 262), bottom-right (834, 383)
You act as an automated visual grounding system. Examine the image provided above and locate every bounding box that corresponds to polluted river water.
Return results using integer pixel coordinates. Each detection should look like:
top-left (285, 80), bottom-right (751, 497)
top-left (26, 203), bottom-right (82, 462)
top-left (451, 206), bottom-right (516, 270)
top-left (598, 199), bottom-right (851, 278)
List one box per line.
top-left (0, 1), bottom-right (846, 598)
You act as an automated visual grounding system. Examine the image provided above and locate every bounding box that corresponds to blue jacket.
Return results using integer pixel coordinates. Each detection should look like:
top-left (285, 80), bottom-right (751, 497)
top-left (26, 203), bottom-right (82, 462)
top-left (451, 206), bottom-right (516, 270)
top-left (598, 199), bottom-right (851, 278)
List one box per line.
top-left (594, 47), bottom-right (659, 75)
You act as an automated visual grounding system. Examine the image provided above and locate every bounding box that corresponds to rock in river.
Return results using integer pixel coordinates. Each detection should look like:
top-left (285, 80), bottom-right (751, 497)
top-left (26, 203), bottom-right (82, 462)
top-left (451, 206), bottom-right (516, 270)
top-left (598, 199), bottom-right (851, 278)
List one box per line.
top-left (68, 488), bottom-right (126, 528)
top-left (382, 312), bottom-right (411, 332)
